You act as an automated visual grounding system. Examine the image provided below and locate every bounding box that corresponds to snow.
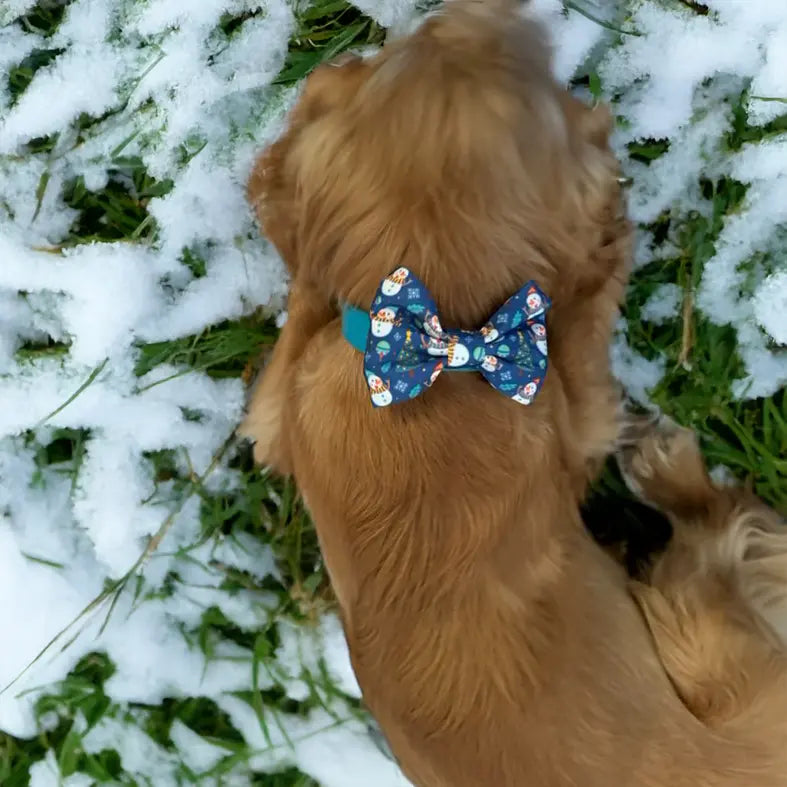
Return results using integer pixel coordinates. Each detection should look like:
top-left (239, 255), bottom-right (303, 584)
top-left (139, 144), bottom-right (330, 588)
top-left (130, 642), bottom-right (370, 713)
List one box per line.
top-left (641, 283), bottom-right (682, 326)
top-left (0, 0), bottom-right (299, 757)
top-left (29, 750), bottom-right (94, 787)
top-left (320, 614), bottom-right (363, 697)
top-left (755, 272), bottom-right (787, 346)
top-left (595, 0), bottom-right (787, 398)
top-left (0, 45), bottom-right (124, 152)
top-left (83, 715), bottom-right (183, 782)
top-left (0, 0), bottom-right (38, 27)
top-left (1, 0), bottom-right (786, 783)
top-left (217, 696), bottom-right (410, 787)
top-left (610, 320), bottom-right (666, 404)
top-left (170, 719), bottom-right (229, 773)
top-left (525, 0), bottom-right (617, 84)
top-left (351, 0), bottom-right (416, 30)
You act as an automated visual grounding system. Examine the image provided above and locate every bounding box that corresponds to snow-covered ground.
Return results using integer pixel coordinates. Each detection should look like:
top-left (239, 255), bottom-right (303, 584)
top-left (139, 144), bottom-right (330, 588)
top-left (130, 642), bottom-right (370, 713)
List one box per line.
top-left (0, 0), bottom-right (785, 783)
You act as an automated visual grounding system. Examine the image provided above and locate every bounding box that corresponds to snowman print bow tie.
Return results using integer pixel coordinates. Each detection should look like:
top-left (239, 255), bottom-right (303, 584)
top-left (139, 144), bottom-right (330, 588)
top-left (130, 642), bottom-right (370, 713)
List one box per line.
top-left (362, 267), bottom-right (550, 408)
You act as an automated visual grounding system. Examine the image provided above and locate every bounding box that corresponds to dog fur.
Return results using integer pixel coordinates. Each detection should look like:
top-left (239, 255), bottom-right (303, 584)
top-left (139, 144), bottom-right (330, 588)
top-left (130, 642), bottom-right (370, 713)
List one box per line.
top-left (240, 2), bottom-right (787, 783)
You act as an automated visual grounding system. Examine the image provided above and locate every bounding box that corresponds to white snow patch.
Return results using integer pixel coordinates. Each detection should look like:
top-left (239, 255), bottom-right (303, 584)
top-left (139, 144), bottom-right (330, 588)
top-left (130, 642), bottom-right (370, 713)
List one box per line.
top-left (218, 696), bottom-right (412, 786)
top-left (0, 0), bottom-right (38, 26)
top-left (754, 272), bottom-right (787, 345)
top-left (29, 750), bottom-right (93, 787)
top-left (352, 0), bottom-right (417, 29)
top-left (611, 323), bottom-right (666, 403)
top-left (83, 716), bottom-right (181, 783)
top-left (0, 46), bottom-right (125, 154)
top-left (641, 283), bottom-right (682, 325)
top-left (170, 719), bottom-right (229, 772)
top-left (320, 614), bottom-right (362, 697)
top-left (526, 0), bottom-right (612, 84)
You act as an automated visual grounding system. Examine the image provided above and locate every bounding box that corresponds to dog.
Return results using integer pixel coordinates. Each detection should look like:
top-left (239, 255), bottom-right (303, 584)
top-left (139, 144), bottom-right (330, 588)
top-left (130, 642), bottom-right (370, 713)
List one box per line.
top-left (240, 1), bottom-right (787, 783)
top-left (617, 415), bottom-right (787, 732)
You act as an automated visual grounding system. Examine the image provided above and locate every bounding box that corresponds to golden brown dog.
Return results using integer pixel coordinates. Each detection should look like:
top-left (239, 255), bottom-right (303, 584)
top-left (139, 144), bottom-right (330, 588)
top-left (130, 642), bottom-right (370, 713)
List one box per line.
top-left (240, 1), bottom-right (787, 783)
top-left (618, 415), bottom-right (787, 733)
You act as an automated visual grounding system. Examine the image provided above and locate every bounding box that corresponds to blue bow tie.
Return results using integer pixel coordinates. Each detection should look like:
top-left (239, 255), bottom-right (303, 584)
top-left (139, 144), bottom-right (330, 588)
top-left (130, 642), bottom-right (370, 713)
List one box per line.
top-left (342, 267), bottom-right (551, 408)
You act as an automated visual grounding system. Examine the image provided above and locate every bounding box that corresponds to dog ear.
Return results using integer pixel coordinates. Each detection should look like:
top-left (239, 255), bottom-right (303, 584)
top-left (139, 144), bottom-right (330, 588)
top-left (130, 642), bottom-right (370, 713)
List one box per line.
top-left (245, 55), bottom-right (369, 277)
top-left (574, 102), bottom-right (619, 228)
top-left (558, 97), bottom-right (629, 299)
top-left (239, 278), bottom-right (338, 475)
top-left (579, 103), bottom-right (614, 149)
top-left (296, 55), bottom-right (369, 120)
top-left (559, 92), bottom-right (614, 152)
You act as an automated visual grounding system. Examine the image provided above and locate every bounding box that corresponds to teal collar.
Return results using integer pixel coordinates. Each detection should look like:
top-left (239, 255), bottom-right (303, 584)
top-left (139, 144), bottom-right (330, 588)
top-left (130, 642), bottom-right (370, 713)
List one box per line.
top-left (342, 303), bottom-right (370, 354)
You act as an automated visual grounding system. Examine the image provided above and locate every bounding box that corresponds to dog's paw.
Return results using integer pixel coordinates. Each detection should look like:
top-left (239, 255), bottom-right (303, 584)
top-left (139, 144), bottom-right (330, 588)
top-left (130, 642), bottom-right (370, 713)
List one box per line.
top-left (615, 406), bottom-right (662, 449)
top-left (237, 406), bottom-right (282, 468)
top-left (616, 414), bottom-right (710, 514)
top-left (237, 374), bottom-right (291, 472)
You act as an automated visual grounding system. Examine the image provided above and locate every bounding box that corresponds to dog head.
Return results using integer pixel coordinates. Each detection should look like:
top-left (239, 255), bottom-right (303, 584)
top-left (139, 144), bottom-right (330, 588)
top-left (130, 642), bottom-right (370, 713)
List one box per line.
top-left (248, 0), bottom-right (626, 327)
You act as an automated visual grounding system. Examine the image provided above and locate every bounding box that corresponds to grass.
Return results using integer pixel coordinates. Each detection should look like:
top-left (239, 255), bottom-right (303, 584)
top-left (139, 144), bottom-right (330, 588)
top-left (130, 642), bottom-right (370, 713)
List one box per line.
top-left (134, 315), bottom-right (278, 389)
top-left (584, 85), bottom-right (787, 564)
top-left (2, 1), bottom-right (371, 783)
top-left (2, 0), bottom-right (786, 784)
top-left (274, 0), bottom-right (385, 84)
top-left (617, 102), bottom-right (787, 513)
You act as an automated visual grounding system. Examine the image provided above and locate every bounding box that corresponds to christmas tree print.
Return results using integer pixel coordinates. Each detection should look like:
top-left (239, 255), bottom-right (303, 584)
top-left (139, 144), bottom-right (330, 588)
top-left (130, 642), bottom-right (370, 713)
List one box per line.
top-left (395, 333), bottom-right (422, 368)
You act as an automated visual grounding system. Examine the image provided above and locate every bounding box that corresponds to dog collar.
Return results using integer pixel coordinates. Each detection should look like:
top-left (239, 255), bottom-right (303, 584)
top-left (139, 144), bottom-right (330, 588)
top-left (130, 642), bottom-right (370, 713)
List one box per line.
top-left (342, 302), bottom-right (371, 354)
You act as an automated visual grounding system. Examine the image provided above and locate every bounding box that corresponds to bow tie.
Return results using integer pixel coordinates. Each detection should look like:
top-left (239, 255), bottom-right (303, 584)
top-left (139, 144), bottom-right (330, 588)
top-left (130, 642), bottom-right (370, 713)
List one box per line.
top-left (342, 267), bottom-right (551, 408)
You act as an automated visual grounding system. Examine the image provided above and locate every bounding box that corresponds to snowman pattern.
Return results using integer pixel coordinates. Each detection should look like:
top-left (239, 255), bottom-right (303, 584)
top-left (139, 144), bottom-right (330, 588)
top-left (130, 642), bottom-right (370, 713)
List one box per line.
top-left (423, 335), bottom-right (449, 355)
top-left (512, 380), bottom-right (540, 405)
top-left (524, 287), bottom-right (545, 318)
top-left (423, 312), bottom-right (443, 338)
top-left (481, 355), bottom-right (500, 373)
top-left (429, 362), bottom-right (443, 386)
top-left (366, 373), bottom-right (393, 407)
top-left (381, 267), bottom-right (411, 296)
top-left (447, 339), bottom-right (470, 367)
top-left (530, 321), bottom-right (547, 355)
top-left (363, 268), bottom-right (551, 407)
top-left (371, 306), bottom-right (400, 338)
top-left (480, 323), bottom-right (499, 344)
